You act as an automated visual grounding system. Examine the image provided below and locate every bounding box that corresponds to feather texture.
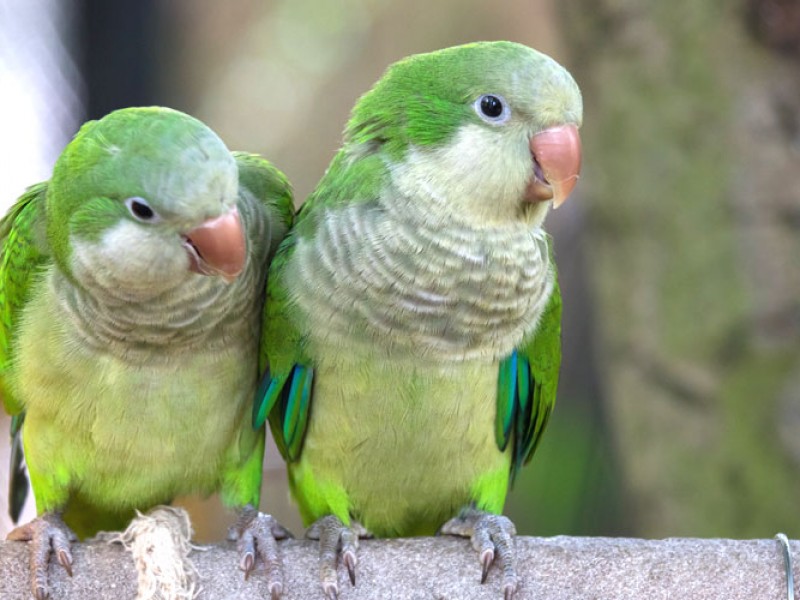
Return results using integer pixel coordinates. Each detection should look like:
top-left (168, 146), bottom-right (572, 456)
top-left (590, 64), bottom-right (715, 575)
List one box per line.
top-left (259, 42), bottom-right (577, 536)
top-left (0, 108), bottom-right (293, 534)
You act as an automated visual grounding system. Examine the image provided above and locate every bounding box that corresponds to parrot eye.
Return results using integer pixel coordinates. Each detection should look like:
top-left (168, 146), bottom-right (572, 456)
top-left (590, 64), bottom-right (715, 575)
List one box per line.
top-left (475, 94), bottom-right (510, 124)
top-left (125, 197), bottom-right (160, 222)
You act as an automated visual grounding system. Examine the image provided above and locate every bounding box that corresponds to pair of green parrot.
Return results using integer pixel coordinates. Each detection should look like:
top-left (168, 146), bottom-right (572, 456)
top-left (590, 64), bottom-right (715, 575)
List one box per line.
top-left (1, 41), bottom-right (582, 599)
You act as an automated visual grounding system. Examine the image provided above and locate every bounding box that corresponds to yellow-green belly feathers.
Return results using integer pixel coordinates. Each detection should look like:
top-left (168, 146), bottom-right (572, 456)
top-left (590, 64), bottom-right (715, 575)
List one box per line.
top-left (13, 267), bottom-right (262, 533)
top-left (289, 357), bottom-right (510, 537)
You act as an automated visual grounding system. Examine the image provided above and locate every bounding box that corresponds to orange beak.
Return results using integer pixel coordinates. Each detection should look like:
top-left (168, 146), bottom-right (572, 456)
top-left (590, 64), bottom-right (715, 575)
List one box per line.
top-left (183, 207), bottom-right (246, 283)
top-left (524, 124), bottom-right (582, 209)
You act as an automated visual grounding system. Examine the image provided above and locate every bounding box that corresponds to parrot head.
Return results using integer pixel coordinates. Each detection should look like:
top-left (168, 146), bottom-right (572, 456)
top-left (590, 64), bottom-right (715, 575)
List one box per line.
top-left (46, 106), bottom-right (246, 297)
top-left (345, 41), bottom-right (583, 228)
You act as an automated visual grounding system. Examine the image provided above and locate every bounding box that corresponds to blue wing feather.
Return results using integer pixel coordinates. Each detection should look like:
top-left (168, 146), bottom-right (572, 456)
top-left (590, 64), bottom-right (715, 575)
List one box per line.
top-left (252, 369), bottom-right (283, 430)
top-left (284, 365), bottom-right (313, 461)
top-left (495, 352), bottom-right (518, 452)
top-left (495, 239), bottom-right (562, 485)
top-left (259, 363), bottom-right (313, 463)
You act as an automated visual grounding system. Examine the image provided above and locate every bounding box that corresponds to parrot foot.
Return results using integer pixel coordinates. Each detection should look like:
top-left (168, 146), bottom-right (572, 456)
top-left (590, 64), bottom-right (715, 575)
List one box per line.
top-left (440, 508), bottom-right (519, 599)
top-left (6, 512), bottom-right (78, 600)
top-left (227, 505), bottom-right (292, 599)
top-left (306, 515), bottom-right (371, 599)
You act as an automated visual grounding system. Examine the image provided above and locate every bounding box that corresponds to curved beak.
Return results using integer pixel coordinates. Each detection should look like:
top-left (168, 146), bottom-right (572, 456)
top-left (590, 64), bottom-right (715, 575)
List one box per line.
top-left (182, 207), bottom-right (246, 283)
top-left (525, 124), bottom-right (582, 209)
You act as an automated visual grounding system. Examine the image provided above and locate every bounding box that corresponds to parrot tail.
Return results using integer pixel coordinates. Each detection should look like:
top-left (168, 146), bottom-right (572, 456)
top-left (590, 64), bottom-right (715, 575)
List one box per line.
top-left (9, 413), bottom-right (29, 522)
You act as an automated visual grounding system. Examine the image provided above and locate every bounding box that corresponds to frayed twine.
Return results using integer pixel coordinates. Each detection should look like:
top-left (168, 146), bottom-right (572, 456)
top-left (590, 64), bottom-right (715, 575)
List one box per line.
top-left (112, 506), bottom-right (202, 600)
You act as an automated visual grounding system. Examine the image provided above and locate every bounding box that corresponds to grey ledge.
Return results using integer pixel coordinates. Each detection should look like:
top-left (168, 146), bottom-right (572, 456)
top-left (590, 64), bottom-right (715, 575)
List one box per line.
top-left (0, 535), bottom-right (797, 599)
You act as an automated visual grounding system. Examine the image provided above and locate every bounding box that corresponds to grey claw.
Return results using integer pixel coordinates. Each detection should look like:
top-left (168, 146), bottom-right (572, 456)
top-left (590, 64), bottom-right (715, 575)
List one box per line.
top-left (240, 551), bottom-right (255, 577)
top-left (269, 582), bottom-right (283, 600)
top-left (312, 516), bottom-right (368, 597)
top-left (57, 550), bottom-right (73, 577)
top-left (16, 514), bottom-right (76, 599)
top-left (442, 509), bottom-right (519, 595)
top-left (480, 549), bottom-right (494, 584)
top-left (344, 551), bottom-right (356, 586)
top-left (233, 507), bottom-right (287, 589)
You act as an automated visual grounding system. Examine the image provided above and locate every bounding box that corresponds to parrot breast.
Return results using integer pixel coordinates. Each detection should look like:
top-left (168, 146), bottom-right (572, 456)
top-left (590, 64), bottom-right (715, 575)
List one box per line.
top-left (290, 198), bottom-right (554, 363)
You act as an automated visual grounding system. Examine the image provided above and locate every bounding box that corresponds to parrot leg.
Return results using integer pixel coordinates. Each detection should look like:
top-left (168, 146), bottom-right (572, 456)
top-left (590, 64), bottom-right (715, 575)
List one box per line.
top-left (227, 504), bottom-right (291, 600)
top-left (6, 512), bottom-right (78, 600)
top-left (440, 507), bottom-right (519, 600)
top-left (306, 515), bottom-right (371, 600)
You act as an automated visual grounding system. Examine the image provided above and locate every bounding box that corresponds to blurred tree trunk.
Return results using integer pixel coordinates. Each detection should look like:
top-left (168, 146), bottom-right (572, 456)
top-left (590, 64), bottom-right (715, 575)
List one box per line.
top-left (560, 0), bottom-right (800, 536)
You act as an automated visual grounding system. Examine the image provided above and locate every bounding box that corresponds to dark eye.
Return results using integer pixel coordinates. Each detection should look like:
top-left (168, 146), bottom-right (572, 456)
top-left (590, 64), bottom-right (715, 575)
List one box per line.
top-left (481, 96), bottom-right (503, 117)
top-left (125, 197), bottom-right (159, 222)
top-left (474, 94), bottom-right (511, 124)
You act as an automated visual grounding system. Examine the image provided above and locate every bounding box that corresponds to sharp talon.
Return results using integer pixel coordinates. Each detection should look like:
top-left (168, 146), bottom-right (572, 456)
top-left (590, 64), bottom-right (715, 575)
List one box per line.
top-left (269, 582), bottom-right (283, 600)
top-left (504, 585), bottom-right (515, 600)
top-left (312, 517), bottom-right (369, 598)
top-left (34, 586), bottom-right (47, 600)
top-left (344, 552), bottom-right (357, 586)
top-left (243, 552), bottom-right (255, 573)
top-left (323, 584), bottom-right (339, 600)
top-left (241, 552), bottom-right (255, 578)
top-left (480, 549), bottom-right (494, 584)
top-left (57, 550), bottom-right (73, 577)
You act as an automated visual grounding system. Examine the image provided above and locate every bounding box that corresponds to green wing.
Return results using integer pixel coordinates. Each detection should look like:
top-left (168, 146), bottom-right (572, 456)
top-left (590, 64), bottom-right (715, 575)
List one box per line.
top-left (0, 182), bottom-right (50, 521)
top-left (0, 183), bottom-right (50, 416)
top-left (496, 241), bottom-right (562, 484)
top-left (253, 233), bottom-right (313, 463)
top-left (233, 150), bottom-right (308, 462)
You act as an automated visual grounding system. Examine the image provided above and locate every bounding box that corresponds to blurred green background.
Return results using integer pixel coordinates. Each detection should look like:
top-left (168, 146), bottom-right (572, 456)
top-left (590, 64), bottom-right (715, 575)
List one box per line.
top-left (1, 0), bottom-right (798, 542)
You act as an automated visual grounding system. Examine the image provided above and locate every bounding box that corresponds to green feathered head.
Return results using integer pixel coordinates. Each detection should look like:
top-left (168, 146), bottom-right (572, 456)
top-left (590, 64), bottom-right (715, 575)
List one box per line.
top-left (340, 41), bottom-right (583, 227)
top-left (348, 42), bottom-right (580, 155)
top-left (47, 107), bottom-right (246, 294)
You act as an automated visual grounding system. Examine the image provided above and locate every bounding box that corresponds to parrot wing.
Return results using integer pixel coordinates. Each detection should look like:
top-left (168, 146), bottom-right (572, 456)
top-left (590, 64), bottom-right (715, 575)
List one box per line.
top-left (0, 182), bottom-right (50, 521)
top-left (495, 237), bottom-right (562, 485)
top-left (0, 182), bottom-right (50, 416)
top-left (233, 150), bottom-right (302, 461)
top-left (253, 233), bottom-right (312, 463)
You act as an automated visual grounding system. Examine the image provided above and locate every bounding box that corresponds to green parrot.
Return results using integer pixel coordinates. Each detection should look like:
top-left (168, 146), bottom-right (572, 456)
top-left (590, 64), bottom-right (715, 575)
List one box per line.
top-left (0, 107), bottom-right (294, 599)
top-left (254, 41), bottom-right (582, 598)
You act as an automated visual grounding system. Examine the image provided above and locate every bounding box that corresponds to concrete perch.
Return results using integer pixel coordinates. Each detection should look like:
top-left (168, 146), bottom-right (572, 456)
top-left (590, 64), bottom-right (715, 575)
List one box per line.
top-left (0, 535), bottom-right (797, 599)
